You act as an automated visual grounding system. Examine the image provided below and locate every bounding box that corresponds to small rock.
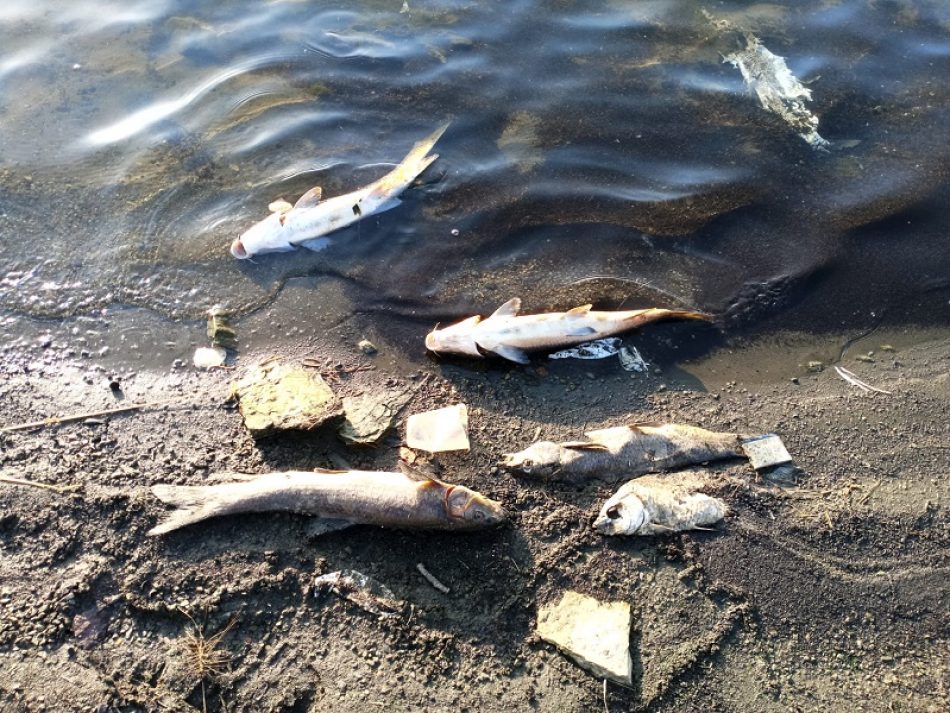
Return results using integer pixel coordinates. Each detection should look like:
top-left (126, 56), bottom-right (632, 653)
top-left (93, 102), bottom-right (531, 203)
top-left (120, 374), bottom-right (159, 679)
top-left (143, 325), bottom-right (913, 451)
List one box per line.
top-left (193, 346), bottom-right (226, 369)
top-left (357, 339), bottom-right (377, 355)
top-left (406, 404), bottom-right (470, 453)
top-left (537, 591), bottom-right (632, 686)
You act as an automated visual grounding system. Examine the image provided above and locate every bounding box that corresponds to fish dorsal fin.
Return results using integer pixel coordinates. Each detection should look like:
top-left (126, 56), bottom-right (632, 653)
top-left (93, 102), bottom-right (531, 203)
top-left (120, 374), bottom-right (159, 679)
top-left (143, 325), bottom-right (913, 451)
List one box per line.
top-left (489, 298), bottom-right (521, 319)
top-left (294, 186), bottom-right (323, 209)
top-left (269, 199), bottom-right (293, 214)
top-left (398, 460), bottom-right (448, 486)
top-left (312, 467), bottom-right (350, 475)
top-left (561, 441), bottom-right (610, 451)
top-left (566, 304), bottom-right (592, 316)
top-left (626, 421), bottom-right (663, 432)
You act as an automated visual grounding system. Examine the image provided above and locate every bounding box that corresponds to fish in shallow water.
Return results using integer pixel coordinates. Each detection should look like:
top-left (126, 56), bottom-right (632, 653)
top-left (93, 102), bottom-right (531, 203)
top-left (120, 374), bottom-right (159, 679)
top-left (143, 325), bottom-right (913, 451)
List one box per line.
top-left (593, 472), bottom-right (728, 536)
top-left (501, 423), bottom-right (749, 483)
top-left (147, 468), bottom-right (505, 536)
top-left (425, 298), bottom-right (710, 364)
top-left (230, 123), bottom-right (449, 259)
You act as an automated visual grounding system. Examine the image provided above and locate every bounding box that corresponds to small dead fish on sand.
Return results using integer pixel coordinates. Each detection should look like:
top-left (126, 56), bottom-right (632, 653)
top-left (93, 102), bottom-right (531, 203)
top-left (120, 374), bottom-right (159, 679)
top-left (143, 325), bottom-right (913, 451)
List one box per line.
top-left (231, 123), bottom-right (449, 259)
top-left (148, 468), bottom-right (505, 536)
top-left (425, 298), bottom-right (710, 364)
top-left (501, 423), bottom-right (749, 483)
top-left (593, 472), bottom-right (728, 536)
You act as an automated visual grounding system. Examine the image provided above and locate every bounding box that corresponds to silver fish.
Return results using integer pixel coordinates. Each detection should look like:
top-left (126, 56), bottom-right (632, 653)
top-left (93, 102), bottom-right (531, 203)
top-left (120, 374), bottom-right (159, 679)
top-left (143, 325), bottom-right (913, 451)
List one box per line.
top-left (501, 423), bottom-right (748, 483)
top-left (593, 472), bottom-right (728, 536)
top-left (148, 468), bottom-right (505, 536)
top-left (425, 298), bottom-right (710, 364)
top-left (231, 123), bottom-right (449, 259)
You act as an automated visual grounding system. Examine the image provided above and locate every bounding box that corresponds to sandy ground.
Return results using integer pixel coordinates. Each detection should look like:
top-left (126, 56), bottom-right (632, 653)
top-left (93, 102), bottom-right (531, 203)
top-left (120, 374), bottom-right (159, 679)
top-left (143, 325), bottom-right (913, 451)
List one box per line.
top-left (0, 316), bottom-right (948, 712)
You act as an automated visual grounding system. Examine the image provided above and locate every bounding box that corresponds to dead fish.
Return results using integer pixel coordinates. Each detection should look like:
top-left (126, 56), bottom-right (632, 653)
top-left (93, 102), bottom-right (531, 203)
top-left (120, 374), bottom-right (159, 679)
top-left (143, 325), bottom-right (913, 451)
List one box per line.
top-left (593, 472), bottom-right (727, 536)
top-left (501, 423), bottom-right (748, 483)
top-left (231, 123), bottom-right (449, 259)
top-left (425, 298), bottom-right (710, 364)
top-left (147, 468), bottom-right (505, 536)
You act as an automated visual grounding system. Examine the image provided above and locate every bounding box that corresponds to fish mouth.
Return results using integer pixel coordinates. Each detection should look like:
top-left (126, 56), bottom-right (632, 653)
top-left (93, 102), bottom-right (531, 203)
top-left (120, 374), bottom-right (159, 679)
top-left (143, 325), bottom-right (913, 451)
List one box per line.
top-left (424, 331), bottom-right (440, 352)
top-left (230, 239), bottom-right (248, 259)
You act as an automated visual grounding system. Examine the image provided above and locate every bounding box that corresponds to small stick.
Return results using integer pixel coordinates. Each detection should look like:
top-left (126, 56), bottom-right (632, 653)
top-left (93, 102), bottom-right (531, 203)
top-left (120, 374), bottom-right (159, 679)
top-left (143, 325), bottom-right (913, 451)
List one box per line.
top-left (603, 679), bottom-right (610, 713)
top-left (416, 563), bottom-right (450, 594)
top-left (857, 479), bottom-right (882, 506)
top-left (0, 475), bottom-right (80, 494)
top-left (833, 366), bottom-right (892, 395)
top-left (1, 400), bottom-right (174, 433)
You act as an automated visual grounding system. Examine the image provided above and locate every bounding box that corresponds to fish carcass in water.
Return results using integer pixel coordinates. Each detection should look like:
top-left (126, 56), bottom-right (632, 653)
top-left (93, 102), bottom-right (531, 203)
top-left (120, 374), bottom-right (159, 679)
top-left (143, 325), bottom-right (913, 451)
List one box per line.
top-left (425, 298), bottom-right (710, 364)
top-left (147, 468), bottom-right (505, 536)
top-left (501, 423), bottom-right (749, 483)
top-left (231, 123), bottom-right (449, 259)
top-left (593, 472), bottom-right (728, 536)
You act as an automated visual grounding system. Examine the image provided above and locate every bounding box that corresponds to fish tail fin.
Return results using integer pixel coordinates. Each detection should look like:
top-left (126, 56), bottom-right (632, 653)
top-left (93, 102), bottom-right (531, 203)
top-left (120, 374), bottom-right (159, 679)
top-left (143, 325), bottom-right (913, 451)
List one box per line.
top-left (624, 308), bottom-right (713, 326)
top-left (147, 484), bottom-right (223, 536)
top-left (371, 122), bottom-right (449, 197)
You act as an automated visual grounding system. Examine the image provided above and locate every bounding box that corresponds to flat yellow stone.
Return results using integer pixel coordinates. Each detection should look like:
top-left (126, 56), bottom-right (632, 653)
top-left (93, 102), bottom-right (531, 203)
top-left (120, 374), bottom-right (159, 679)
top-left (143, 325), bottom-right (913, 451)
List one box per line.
top-left (232, 360), bottom-right (340, 437)
top-left (537, 590), bottom-right (632, 686)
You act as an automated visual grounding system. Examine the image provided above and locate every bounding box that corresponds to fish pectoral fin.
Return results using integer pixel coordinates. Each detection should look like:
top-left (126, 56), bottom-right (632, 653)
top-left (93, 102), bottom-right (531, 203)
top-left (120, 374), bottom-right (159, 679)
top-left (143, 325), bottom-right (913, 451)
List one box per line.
top-left (305, 517), bottom-right (354, 539)
top-left (561, 441), bottom-right (610, 451)
top-left (565, 326), bottom-right (597, 337)
top-left (491, 344), bottom-right (530, 364)
top-left (489, 297), bottom-right (521, 319)
top-left (312, 467), bottom-right (351, 475)
top-left (294, 186), bottom-right (323, 209)
top-left (269, 199), bottom-right (293, 214)
top-left (566, 304), bottom-right (592, 316)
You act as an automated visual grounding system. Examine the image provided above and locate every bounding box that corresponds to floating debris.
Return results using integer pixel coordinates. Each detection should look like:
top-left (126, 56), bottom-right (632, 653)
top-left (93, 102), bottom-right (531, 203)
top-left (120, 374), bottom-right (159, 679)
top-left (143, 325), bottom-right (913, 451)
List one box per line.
top-left (833, 366), bottom-right (892, 395)
top-left (594, 472), bottom-right (728, 536)
top-left (618, 345), bottom-right (649, 372)
top-left (406, 404), bottom-right (470, 453)
top-left (501, 423), bottom-right (749, 483)
top-left (741, 434), bottom-right (793, 470)
top-left (724, 34), bottom-right (829, 150)
top-left (193, 346), bottom-right (227, 370)
top-left (537, 591), bottom-right (632, 686)
top-left (313, 570), bottom-right (404, 619)
top-left (230, 360), bottom-right (340, 437)
top-left (549, 338), bottom-right (622, 360)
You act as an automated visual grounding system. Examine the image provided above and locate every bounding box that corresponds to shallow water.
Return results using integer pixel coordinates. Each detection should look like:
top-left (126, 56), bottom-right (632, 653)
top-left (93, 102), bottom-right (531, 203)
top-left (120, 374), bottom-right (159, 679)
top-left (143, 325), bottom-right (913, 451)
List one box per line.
top-left (0, 0), bottom-right (948, 358)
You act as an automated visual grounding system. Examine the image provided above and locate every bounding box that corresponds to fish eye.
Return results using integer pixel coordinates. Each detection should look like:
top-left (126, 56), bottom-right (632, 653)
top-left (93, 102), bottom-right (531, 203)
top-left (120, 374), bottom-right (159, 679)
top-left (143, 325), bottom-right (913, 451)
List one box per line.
top-left (472, 510), bottom-right (485, 521)
top-left (606, 505), bottom-right (621, 519)
top-left (522, 459), bottom-right (534, 469)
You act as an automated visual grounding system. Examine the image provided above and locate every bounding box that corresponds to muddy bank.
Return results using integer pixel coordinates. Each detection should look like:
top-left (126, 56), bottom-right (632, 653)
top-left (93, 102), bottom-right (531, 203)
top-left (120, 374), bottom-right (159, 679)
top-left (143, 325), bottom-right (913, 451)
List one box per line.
top-left (0, 317), bottom-right (948, 712)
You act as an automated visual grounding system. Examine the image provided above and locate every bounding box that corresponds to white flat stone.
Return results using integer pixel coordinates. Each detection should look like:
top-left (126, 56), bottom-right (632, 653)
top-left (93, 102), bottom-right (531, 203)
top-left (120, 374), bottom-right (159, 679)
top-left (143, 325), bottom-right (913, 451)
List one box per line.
top-left (405, 404), bottom-right (470, 452)
top-left (537, 590), bottom-right (632, 686)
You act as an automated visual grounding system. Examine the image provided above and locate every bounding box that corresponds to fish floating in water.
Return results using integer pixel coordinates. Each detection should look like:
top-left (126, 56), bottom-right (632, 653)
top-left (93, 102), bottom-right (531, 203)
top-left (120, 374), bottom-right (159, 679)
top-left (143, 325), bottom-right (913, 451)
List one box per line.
top-left (231, 123), bottom-right (449, 259)
top-left (593, 472), bottom-right (728, 536)
top-left (147, 468), bottom-right (505, 536)
top-left (501, 423), bottom-right (749, 483)
top-left (425, 298), bottom-right (710, 364)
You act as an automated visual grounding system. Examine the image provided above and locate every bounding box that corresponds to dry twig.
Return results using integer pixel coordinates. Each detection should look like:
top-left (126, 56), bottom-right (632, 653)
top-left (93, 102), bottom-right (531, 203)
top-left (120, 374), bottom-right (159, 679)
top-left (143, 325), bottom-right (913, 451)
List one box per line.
top-left (1, 400), bottom-right (178, 433)
top-left (416, 563), bottom-right (450, 594)
top-left (833, 366), bottom-right (892, 395)
top-left (0, 474), bottom-right (80, 494)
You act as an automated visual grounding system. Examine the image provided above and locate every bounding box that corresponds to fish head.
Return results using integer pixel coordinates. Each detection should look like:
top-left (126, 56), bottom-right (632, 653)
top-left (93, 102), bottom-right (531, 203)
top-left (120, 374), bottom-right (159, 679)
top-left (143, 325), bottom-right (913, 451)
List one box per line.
top-left (593, 491), bottom-right (648, 536)
top-left (444, 486), bottom-right (507, 529)
top-left (499, 441), bottom-right (564, 478)
top-left (424, 316), bottom-right (483, 358)
top-left (231, 212), bottom-right (287, 259)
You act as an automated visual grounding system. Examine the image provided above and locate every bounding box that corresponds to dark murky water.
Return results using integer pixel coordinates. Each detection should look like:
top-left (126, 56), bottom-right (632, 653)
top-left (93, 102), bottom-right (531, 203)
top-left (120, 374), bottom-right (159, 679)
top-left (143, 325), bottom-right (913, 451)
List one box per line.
top-left (0, 0), bottom-right (948, 358)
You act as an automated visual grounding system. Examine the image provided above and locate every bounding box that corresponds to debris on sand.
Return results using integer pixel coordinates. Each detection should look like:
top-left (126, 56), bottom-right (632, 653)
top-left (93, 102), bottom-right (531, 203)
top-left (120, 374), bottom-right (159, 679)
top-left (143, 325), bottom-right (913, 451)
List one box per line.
top-left (536, 591), bottom-right (632, 686)
top-left (230, 359), bottom-right (341, 437)
top-left (313, 569), bottom-right (404, 618)
top-left (338, 391), bottom-right (409, 446)
top-left (406, 404), bottom-right (470, 453)
top-left (741, 433), bottom-right (793, 470)
top-left (206, 306), bottom-right (237, 349)
top-left (593, 472), bottom-right (728, 536)
top-left (549, 338), bottom-right (622, 360)
top-left (416, 562), bottom-right (450, 594)
top-left (193, 346), bottom-right (227, 370)
top-left (501, 423), bottom-right (749, 483)
top-left (357, 338), bottom-right (377, 355)
top-left (618, 345), bottom-right (649, 372)
top-left (834, 365), bottom-right (892, 395)
top-left (724, 34), bottom-right (829, 150)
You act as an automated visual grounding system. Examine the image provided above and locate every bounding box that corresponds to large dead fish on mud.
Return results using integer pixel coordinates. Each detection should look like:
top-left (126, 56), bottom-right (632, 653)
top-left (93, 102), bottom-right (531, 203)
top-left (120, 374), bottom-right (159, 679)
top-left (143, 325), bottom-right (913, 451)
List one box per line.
top-left (147, 468), bottom-right (505, 536)
top-left (593, 472), bottom-right (728, 536)
top-left (230, 123), bottom-right (449, 259)
top-left (425, 298), bottom-right (710, 364)
top-left (501, 423), bottom-right (749, 483)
